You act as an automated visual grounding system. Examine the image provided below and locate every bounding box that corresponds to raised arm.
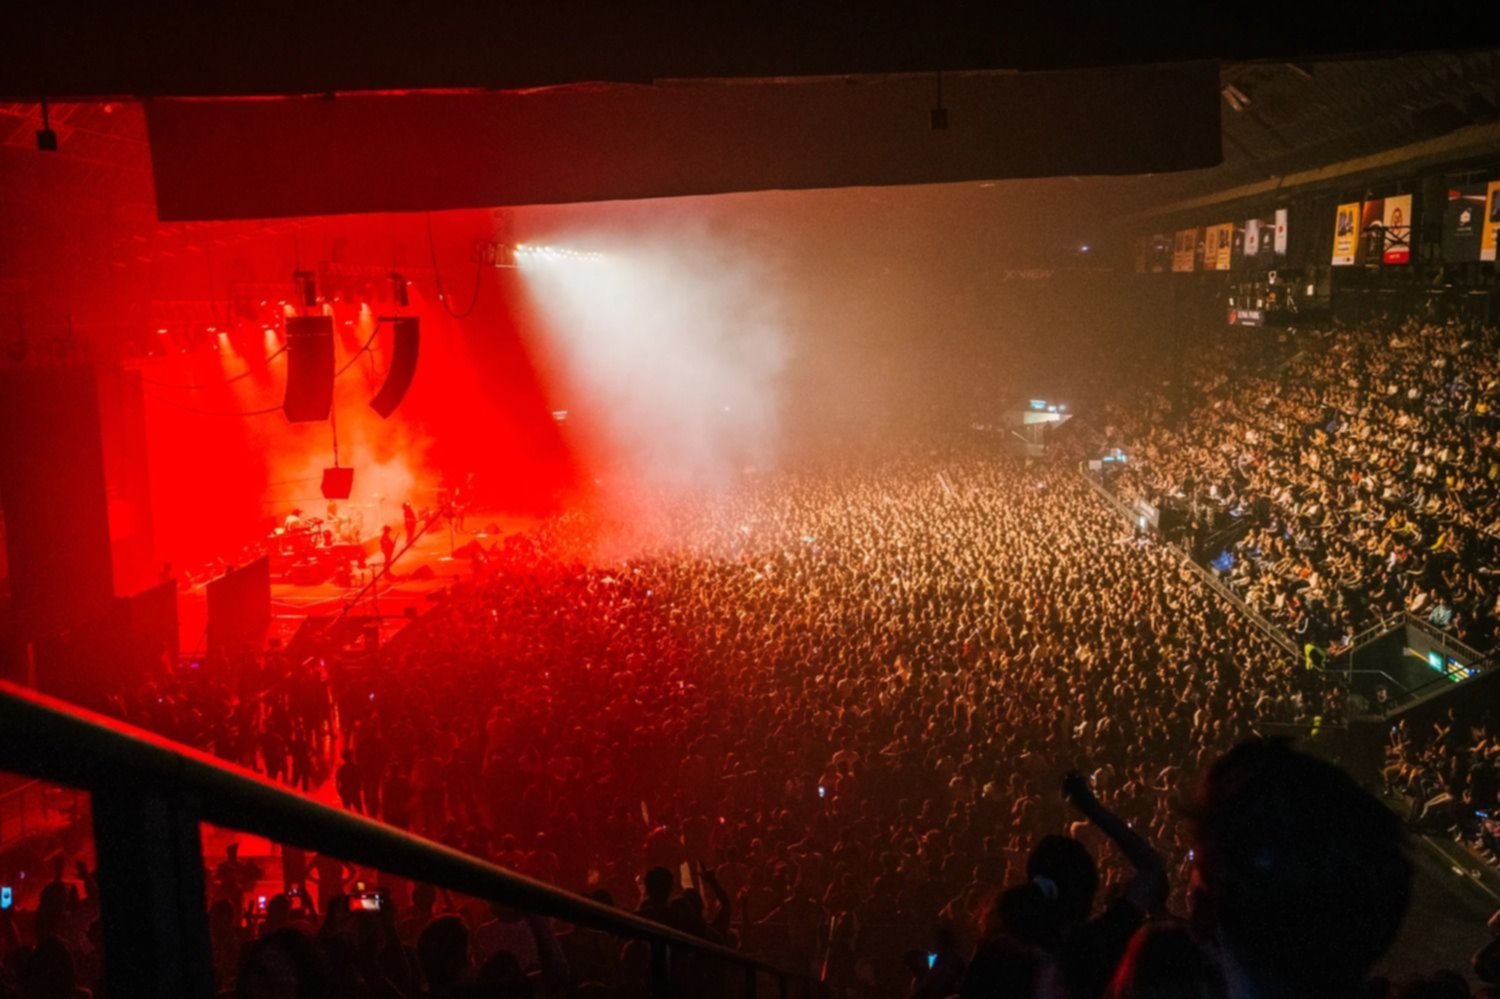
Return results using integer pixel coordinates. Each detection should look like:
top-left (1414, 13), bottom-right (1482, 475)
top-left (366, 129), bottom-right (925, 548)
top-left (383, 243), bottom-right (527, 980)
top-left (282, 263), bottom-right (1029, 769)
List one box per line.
top-left (700, 865), bottom-right (733, 937)
top-left (1062, 771), bottom-right (1168, 916)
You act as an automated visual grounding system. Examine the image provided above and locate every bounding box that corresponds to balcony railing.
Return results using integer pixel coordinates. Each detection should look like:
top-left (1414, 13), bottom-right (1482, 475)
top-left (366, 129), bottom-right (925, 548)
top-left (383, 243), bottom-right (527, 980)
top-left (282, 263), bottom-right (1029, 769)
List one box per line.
top-left (0, 680), bottom-right (813, 999)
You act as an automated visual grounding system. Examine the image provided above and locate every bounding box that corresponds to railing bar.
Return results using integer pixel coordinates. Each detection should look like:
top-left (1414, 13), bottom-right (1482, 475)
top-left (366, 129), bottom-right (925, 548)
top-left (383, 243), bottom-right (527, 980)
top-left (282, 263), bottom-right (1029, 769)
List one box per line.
top-left (0, 681), bottom-right (793, 979)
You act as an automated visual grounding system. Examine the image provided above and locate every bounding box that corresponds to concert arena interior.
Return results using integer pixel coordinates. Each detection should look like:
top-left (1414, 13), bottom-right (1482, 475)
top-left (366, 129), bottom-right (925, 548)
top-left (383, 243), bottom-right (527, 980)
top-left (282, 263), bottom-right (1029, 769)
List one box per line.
top-left (5, 10), bottom-right (1500, 999)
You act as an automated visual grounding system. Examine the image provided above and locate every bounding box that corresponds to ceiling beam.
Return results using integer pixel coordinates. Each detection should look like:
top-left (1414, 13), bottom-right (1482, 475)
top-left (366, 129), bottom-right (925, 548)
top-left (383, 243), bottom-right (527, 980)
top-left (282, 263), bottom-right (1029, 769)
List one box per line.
top-left (1119, 119), bottom-right (1500, 225)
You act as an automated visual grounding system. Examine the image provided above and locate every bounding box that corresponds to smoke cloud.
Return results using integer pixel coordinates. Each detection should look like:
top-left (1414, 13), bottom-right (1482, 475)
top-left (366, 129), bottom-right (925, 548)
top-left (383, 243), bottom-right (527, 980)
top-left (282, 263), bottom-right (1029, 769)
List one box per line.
top-left (519, 216), bottom-right (789, 499)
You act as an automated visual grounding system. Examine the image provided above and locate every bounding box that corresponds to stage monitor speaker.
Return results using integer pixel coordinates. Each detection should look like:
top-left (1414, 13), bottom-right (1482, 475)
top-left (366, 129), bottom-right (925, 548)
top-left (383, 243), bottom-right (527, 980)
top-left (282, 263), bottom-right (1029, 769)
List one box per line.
top-left (369, 316), bottom-right (419, 418)
top-left (283, 315), bottom-right (334, 422)
top-left (321, 466), bottom-right (354, 499)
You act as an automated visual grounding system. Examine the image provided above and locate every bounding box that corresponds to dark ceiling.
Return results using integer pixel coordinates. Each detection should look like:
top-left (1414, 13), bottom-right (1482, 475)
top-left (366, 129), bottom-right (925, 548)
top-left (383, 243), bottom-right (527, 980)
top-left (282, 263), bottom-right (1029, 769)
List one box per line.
top-left (3, 33), bottom-right (1500, 223)
top-left (1126, 51), bottom-right (1500, 207)
top-left (5, 5), bottom-right (1500, 100)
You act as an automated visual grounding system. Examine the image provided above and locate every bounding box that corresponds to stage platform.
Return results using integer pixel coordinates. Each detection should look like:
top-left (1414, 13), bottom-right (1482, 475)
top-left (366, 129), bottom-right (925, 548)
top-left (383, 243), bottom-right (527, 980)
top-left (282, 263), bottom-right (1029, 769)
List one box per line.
top-left (176, 512), bottom-right (533, 656)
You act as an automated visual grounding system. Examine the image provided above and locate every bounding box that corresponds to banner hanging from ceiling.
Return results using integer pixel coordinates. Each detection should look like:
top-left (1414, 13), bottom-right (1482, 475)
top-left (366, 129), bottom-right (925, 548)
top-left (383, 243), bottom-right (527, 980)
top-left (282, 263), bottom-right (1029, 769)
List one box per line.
top-left (1172, 228), bottom-right (1197, 272)
top-left (1243, 208), bottom-right (1288, 264)
top-left (1358, 199), bottom-right (1386, 263)
top-left (1204, 222), bottom-right (1234, 270)
top-left (1332, 201), bottom-right (1360, 265)
top-left (1484, 181), bottom-right (1500, 262)
top-left (1149, 233), bottom-right (1170, 273)
top-left (1381, 194), bottom-right (1412, 265)
top-left (1444, 182), bottom-right (1488, 261)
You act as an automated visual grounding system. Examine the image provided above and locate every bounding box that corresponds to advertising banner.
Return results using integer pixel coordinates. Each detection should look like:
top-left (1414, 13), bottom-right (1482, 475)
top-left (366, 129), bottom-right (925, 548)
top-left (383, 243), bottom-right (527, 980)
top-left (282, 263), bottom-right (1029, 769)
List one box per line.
top-left (1244, 217), bottom-right (1262, 258)
top-left (1150, 233), bottom-right (1170, 273)
top-left (1332, 201), bottom-right (1360, 265)
top-left (1228, 307), bottom-right (1264, 327)
top-left (1244, 208), bottom-right (1289, 265)
top-left (1204, 222), bottom-right (1233, 270)
top-left (1172, 228), bottom-right (1197, 272)
top-left (1381, 194), bottom-right (1412, 264)
top-left (1444, 182), bottom-right (1487, 261)
top-left (1359, 199), bottom-right (1385, 263)
top-left (1484, 180), bottom-right (1500, 262)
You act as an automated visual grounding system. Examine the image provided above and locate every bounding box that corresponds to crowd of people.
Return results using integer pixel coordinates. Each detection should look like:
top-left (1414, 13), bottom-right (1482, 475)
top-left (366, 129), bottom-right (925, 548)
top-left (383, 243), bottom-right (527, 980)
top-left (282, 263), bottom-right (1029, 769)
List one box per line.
top-left (1101, 316), bottom-right (1500, 653)
top-left (1385, 710), bottom-right (1500, 859)
top-left (2, 448), bottom-right (1368, 997)
top-left (2, 419), bottom-right (1495, 995)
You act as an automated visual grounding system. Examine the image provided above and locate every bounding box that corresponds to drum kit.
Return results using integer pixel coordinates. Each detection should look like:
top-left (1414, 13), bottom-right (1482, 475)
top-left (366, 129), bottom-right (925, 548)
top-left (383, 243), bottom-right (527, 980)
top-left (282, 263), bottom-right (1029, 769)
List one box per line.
top-left (268, 505), bottom-right (368, 582)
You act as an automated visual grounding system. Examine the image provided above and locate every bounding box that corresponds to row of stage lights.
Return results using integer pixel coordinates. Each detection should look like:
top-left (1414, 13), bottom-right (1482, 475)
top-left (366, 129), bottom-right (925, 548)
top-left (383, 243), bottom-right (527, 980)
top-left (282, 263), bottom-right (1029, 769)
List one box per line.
top-left (514, 244), bottom-right (605, 263)
top-left (135, 271), bottom-right (410, 360)
top-left (473, 240), bottom-right (606, 267)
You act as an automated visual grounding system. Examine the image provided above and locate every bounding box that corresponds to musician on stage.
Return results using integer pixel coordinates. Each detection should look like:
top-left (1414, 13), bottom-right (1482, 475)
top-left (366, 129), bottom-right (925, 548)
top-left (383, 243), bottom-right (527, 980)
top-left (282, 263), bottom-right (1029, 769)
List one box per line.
top-left (380, 525), bottom-right (396, 571)
top-left (403, 501), bottom-right (418, 547)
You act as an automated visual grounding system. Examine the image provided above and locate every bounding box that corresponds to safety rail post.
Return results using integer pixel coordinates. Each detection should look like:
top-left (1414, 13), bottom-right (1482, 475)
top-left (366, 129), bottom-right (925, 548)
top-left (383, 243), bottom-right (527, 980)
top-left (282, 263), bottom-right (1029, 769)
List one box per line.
top-left (91, 787), bottom-right (216, 999)
top-left (650, 938), bottom-right (672, 998)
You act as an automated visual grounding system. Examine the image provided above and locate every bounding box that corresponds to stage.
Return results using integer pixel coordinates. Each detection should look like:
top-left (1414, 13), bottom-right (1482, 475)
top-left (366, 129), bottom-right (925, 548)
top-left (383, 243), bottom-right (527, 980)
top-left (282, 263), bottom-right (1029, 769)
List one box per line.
top-left (175, 511), bottom-right (534, 656)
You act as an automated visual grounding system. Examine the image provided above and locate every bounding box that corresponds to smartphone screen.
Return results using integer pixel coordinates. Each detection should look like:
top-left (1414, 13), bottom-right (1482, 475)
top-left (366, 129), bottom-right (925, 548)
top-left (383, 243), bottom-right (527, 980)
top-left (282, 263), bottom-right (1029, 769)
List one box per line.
top-left (678, 863), bottom-right (694, 890)
top-left (347, 889), bottom-right (385, 913)
top-left (1, 886), bottom-right (12, 910)
top-left (927, 952), bottom-right (938, 969)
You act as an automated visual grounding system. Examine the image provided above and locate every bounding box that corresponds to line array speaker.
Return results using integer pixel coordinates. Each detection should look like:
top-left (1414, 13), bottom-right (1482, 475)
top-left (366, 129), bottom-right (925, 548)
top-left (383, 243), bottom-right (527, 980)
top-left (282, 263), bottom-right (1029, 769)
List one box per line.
top-left (369, 316), bottom-right (420, 419)
top-left (283, 315), bottom-right (334, 422)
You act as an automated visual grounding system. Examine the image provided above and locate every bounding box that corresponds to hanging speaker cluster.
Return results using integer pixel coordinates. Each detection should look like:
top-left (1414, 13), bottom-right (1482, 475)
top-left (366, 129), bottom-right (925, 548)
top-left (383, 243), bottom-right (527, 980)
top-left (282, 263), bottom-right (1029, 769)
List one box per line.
top-left (370, 316), bottom-right (420, 419)
top-left (283, 315), bottom-right (335, 422)
top-left (282, 315), bottom-right (421, 423)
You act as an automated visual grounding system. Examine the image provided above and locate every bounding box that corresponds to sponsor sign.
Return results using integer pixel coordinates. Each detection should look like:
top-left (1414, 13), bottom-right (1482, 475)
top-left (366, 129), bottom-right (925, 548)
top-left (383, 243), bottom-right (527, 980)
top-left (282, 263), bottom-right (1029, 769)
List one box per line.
top-left (1332, 202), bottom-right (1360, 265)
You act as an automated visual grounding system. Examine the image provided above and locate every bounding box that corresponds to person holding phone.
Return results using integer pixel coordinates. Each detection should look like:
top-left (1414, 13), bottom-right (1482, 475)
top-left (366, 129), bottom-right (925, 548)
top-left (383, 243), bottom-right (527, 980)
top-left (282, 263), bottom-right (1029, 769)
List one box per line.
top-left (908, 923), bottom-right (966, 999)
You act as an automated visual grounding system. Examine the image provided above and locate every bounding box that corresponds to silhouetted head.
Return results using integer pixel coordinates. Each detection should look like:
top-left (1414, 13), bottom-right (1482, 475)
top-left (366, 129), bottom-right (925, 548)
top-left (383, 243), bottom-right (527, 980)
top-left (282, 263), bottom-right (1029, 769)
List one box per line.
top-left (417, 914), bottom-right (470, 991)
top-left (1188, 739), bottom-right (1411, 998)
top-left (235, 928), bottom-right (329, 999)
top-left (1025, 834), bottom-right (1098, 930)
top-left (643, 866), bottom-right (673, 905)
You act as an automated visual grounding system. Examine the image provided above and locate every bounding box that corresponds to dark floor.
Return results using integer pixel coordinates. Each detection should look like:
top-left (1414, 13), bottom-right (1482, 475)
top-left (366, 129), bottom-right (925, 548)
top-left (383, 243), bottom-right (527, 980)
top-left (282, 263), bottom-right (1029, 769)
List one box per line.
top-left (1375, 832), bottom-right (1498, 987)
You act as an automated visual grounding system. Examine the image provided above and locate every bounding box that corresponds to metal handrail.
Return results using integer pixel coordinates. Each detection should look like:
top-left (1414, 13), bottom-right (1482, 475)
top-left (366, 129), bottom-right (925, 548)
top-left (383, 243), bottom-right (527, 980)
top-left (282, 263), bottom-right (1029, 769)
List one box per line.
top-left (0, 681), bottom-right (810, 998)
top-left (1402, 611), bottom-right (1488, 663)
top-left (1077, 467), bottom-right (1302, 661)
top-left (1169, 542), bottom-right (1303, 660)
